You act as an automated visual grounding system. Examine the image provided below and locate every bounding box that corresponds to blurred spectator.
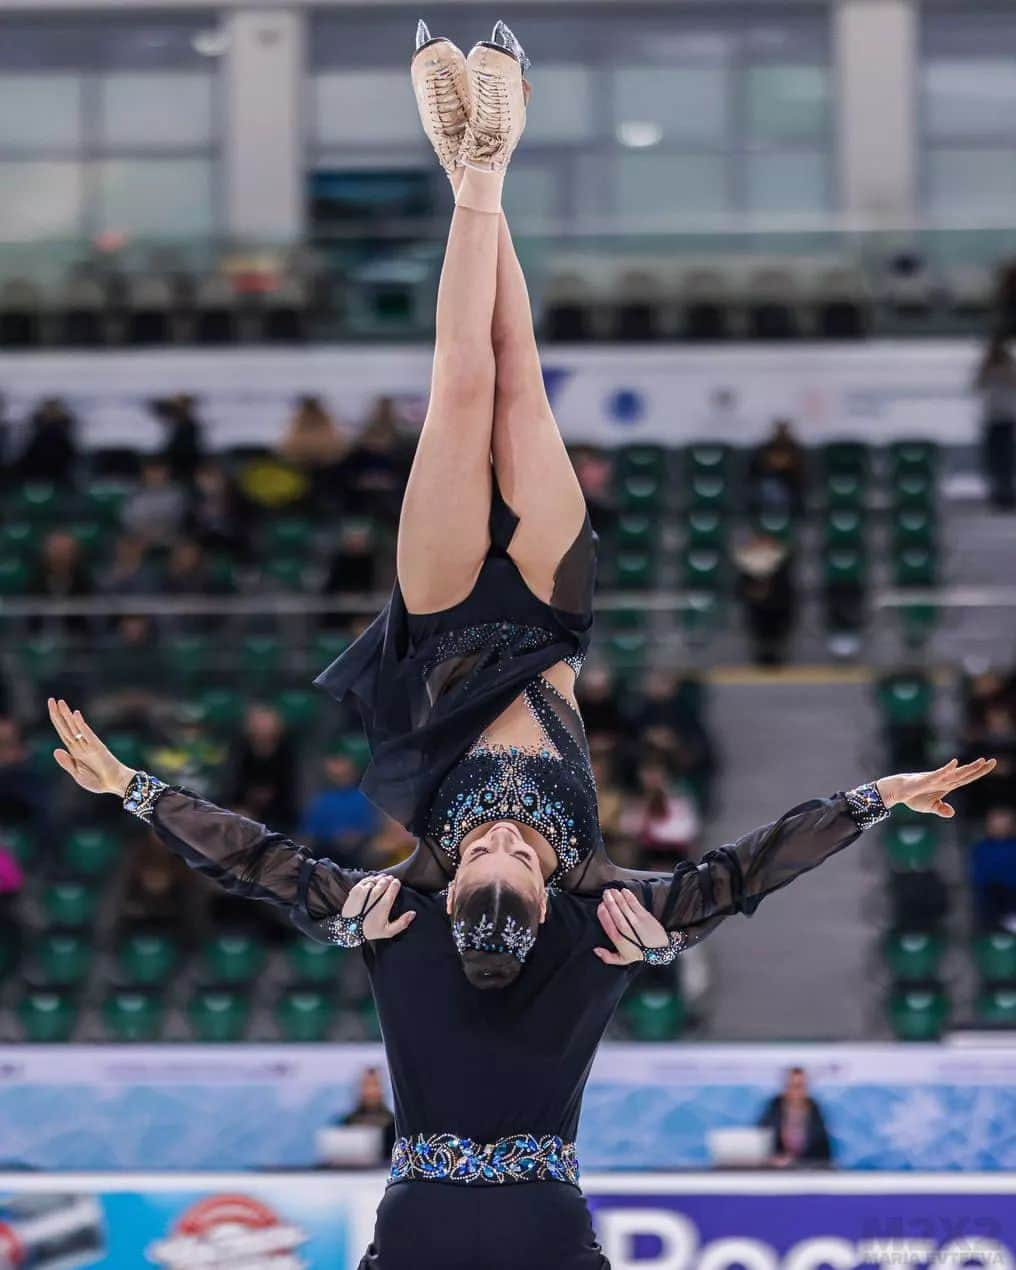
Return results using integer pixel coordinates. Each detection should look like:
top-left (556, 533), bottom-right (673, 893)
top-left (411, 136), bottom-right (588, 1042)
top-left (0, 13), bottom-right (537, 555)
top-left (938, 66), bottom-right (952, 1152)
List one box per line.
top-left (0, 716), bottom-right (51, 841)
top-left (974, 335), bottom-right (1016, 511)
top-left (631, 671), bottom-right (716, 811)
top-left (225, 705), bottom-right (299, 830)
top-left (591, 750), bottom-right (631, 862)
top-left (963, 702), bottom-right (1016, 817)
top-left (576, 666), bottom-right (625, 742)
top-left (332, 1067), bottom-right (396, 1162)
top-left (323, 520), bottom-right (382, 607)
top-left (153, 394), bottom-right (204, 484)
top-left (758, 1067), bottom-right (832, 1168)
top-left (734, 533), bottom-right (797, 666)
top-left (99, 614), bottom-right (166, 704)
top-left (18, 397), bottom-right (78, 486)
top-left (748, 419), bottom-right (807, 516)
top-left (119, 833), bottom-right (200, 939)
top-left (122, 459), bottom-right (187, 548)
top-left (279, 395), bottom-right (349, 473)
top-left (101, 533), bottom-right (155, 599)
top-left (0, 832), bottom-right (24, 974)
top-left (969, 807), bottom-right (1016, 932)
top-left (187, 459), bottom-right (250, 559)
top-left (338, 397), bottom-right (411, 522)
top-left (30, 529), bottom-right (93, 637)
top-left (622, 756), bottom-right (700, 870)
top-left (301, 750), bottom-right (379, 864)
top-left (571, 446), bottom-right (617, 537)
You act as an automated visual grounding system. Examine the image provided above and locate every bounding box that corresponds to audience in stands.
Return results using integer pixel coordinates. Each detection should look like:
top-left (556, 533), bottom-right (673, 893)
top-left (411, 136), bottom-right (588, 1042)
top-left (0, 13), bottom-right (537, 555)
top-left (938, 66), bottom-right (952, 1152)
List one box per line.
top-left (622, 755), bottom-right (700, 871)
top-left (18, 398), bottom-right (79, 486)
top-left (975, 334), bottom-right (1016, 512)
top-left (337, 397), bottom-right (412, 523)
top-left (225, 704), bottom-right (300, 832)
top-left (734, 532), bottom-right (797, 666)
top-left (152, 394), bottom-right (205, 485)
top-left (119, 832), bottom-right (201, 939)
top-left (0, 717), bottom-right (51, 846)
top-left (757, 1066), bottom-right (833, 1168)
top-left (0, 833), bottom-right (24, 974)
top-left (322, 518), bottom-right (383, 605)
top-left (571, 445), bottom-right (617, 538)
top-left (332, 1066), bottom-right (397, 1163)
top-left (969, 808), bottom-right (1016, 933)
top-left (122, 459), bottom-right (187, 549)
top-left (279, 396), bottom-right (350, 510)
top-left (102, 533), bottom-right (157, 600)
top-left (29, 530), bottom-right (93, 637)
top-left (300, 749), bottom-right (379, 865)
top-left (747, 420), bottom-right (808, 517)
top-left (186, 459), bottom-right (251, 560)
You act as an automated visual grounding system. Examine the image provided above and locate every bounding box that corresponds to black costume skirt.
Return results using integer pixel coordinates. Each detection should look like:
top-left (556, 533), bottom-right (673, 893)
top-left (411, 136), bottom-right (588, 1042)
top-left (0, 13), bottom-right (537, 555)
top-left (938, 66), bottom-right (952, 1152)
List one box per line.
top-left (315, 480), bottom-right (597, 836)
top-left (359, 1181), bottom-right (609, 1270)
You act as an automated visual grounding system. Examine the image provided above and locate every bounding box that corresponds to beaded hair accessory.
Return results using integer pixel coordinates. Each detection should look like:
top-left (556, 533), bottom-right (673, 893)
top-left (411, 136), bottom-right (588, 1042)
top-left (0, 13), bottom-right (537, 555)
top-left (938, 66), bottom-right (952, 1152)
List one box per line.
top-left (452, 912), bottom-right (537, 963)
top-left (122, 771), bottom-right (168, 824)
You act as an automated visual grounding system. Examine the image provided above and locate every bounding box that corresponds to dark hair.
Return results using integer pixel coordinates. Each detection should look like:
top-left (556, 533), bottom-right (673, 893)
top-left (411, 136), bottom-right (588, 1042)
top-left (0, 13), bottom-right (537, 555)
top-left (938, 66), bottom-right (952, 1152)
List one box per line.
top-left (451, 880), bottom-right (540, 992)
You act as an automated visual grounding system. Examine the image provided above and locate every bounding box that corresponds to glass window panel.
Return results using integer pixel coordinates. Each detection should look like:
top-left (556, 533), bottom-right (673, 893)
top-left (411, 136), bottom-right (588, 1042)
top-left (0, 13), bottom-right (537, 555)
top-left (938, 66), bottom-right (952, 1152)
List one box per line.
top-left (745, 150), bottom-right (829, 215)
top-left (97, 158), bottom-right (215, 237)
top-left (923, 59), bottom-right (1016, 140)
top-left (615, 152), bottom-right (728, 221)
top-left (315, 70), bottom-right (423, 147)
top-left (0, 161), bottom-right (83, 239)
top-left (612, 66), bottom-right (729, 145)
top-left (0, 74), bottom-right (82, 150)
top-left (926, 147), bottom-right (1016, 218)
top-left (746, 64), bottom-right (830, 142)
top-left (99, 72), bottom-right (215, 150)
top-left (501, 162), bottom-right (560, 225)
top-left (525, 65), bottom-right (595, 144)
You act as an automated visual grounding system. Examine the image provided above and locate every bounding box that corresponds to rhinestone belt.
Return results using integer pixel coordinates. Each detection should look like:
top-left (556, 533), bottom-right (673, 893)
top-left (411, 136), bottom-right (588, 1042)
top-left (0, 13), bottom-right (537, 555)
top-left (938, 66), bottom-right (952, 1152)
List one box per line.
top-left (389, 1132), bottom-right (579, 1186)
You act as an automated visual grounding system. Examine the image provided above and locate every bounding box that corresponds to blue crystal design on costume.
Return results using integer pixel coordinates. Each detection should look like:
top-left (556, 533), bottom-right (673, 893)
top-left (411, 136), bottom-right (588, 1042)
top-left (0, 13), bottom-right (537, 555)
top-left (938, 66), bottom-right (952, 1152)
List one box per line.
top-left (844, 781), bottom-right (891, 831)
top-left (390, 1132), bottom-right (579, 1186)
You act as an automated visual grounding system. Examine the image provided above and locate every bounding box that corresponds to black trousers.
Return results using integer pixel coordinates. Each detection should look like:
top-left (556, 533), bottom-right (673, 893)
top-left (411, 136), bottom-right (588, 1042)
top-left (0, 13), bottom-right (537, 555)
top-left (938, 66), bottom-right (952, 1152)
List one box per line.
top-left (359, 1181), bottom-right (609, 1270)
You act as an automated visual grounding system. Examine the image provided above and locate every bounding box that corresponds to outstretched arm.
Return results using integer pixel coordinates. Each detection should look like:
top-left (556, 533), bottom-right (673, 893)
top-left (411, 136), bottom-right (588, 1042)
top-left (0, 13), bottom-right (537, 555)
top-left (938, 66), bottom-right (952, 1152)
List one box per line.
top-left (596, 759), bottom-right (996, 961)
top-left (47, 698), bottom-right (419, 939)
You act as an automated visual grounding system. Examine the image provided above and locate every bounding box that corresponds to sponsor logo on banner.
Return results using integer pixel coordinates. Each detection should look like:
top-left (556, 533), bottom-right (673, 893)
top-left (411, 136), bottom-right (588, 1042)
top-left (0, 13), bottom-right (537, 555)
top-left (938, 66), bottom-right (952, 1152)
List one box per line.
top-left (146, 1194), bottom-right (309, 1269)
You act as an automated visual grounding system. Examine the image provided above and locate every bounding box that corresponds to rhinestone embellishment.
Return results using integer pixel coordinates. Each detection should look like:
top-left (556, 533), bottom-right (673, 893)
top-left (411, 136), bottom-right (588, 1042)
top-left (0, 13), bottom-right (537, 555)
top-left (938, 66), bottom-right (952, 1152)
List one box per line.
top-left (844, 781), bottom-right (890, 831)
top-left (390, 1132), bottom-right (579, 1186)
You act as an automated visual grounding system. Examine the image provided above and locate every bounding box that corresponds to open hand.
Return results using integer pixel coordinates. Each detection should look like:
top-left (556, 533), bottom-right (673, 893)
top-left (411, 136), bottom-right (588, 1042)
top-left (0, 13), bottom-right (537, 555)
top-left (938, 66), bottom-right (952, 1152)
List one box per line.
top-left (877, 756), bottom-right (996, 819)
top-left (48, 698), bottom-right (136, 797)
top-left (342, 876), bottom-right (416, 941)
top-left (594, 887), bottom-right (668, 967)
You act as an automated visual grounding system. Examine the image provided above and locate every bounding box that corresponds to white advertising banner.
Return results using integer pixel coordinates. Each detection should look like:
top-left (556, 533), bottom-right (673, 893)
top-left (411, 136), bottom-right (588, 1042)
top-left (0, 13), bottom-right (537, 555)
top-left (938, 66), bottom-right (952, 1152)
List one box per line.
top-left (0, 340), bottom-right (983, 449)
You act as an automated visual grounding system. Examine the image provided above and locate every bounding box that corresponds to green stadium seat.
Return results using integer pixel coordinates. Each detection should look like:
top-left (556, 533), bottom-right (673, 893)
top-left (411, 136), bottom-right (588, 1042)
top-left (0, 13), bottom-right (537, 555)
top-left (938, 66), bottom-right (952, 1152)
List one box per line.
top-left (14, 481), bottom-right (59, 522)
top-left (685, 508), bottom-right (728, 550)
top-left (893, 546), bottom-right (937, 588)
top-left (0, 521), bottom-right (41, 555)
top-left (887, 984), bottom-right (949, 1040)
top-left (616, 443), bottom-right (666, 480)
top-left (614, 550), bottom-right (656, 590)
top-left (753, 508), bottom-right (795, 542)
top-left (605, 630), bottom-right (649, 674)
top-left (104, 731), bottom-right (149, 772)
top-left (263, 556), bottom-right (309, 591)
top-left (275, 688), bottom-right (322, 731)
top-left (683, 547), bottom-right (724, 592)
top-left (265, 517), bottom-right (314, 555)
top-left (18, 989), bottom-right (77, 1042)
top-left (825, 471), bottom-right (866, 509)
top-left (165, 634), bottom-right (211, 688)
top-left (42, 880), bottom-right (99, 928)
top-left (617, 472), bottom-right (664, 513)
top-left (0, 557), bottom-right (30, 595)
top-left (884, 930), bottom-right (945, 983)
top-left (1, 824), bottom-right (37, 864)
top-left (241, 633), bottom-right (283, 677)
top-left (876, 673), bottom-right (932, 725)
top-left (193, 688), bottom-right (244, 732)
top-left (614, 513), bottom-right (656, 552)
top-left (824, 508), bottom-right (866, 551)
top-left (276, 988), bottom-right (335, 1042)
top-left (17, 634), bottom-right (65, 685)
top-left (189, 988), bottom-right (249, 1042)
top-left (685, 442), bottom-right (732, 478)
top-left (889, 441), bottom-right (938, 482)
top-left (335, 733), bottom-right (372, 769)
top-left (687, 472), bottom-right (729, 511)
top-left (118, 932), bottom-right (180, 985)
top-left (892, 507), bottom-right (936, 552)
top-left (208, 553), bottom-right (238, 592)
top-left (32, 930), bottom-right (93, 987)
top-left (0, 928), bottom-right (19, 976)
top-left (822, 441), bottom-right (870, 479)
top-left (67, 520), bottom-right (106, 558)
top-left (975, 986), bottom-right (1016, 1027)
top-left (973, 930), bottom-right (1016, 986)
top-left (203, 932), bottom-right (266, 985)
top-left (103, 989), bottom-right (165, 1042)
top-left (288, 936), bottom-right (347, 984)
top-left (623, 985), bottom-right (686, 1041)
top-left (823, 546), bottom-right (867, 588)
top-left (884, 821), bottom-right (940, 871)
top-left (358, 996), bottom-right (383, 1042)
top-left (892, 471), bottom-right (935, 510)
top-left (83, 481), bottom-right (128, 526)
top-left (313, 631), bottom-right (351, 667)
top-left (62, 827), bottom-right (121, 877)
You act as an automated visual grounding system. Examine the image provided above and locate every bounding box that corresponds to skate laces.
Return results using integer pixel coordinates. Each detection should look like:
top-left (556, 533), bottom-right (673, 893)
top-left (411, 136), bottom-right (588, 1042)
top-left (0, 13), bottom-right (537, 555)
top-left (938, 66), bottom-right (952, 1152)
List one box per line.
top-left (469, 67), bottom-right (512, 161)
top-left (425, 62), bottom-right (466, 132)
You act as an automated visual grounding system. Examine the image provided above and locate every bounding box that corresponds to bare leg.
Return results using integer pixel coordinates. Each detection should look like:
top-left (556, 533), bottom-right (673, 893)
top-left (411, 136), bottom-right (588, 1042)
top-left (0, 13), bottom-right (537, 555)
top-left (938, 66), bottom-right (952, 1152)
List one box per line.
top-left (396, 202), bottom-right (500, 614)
top-left (489, 213), bottom-right (587, 604)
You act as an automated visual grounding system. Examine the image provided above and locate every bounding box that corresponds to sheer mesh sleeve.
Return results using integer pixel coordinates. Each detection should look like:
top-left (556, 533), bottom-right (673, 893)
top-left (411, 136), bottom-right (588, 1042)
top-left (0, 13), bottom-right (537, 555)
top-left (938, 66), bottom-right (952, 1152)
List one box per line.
top-left (149, 787), bottom-right (357, 923)
top-left (549, 512), bottom-right (597, 619)
top-left (571, 793), bottom-right (866, 948)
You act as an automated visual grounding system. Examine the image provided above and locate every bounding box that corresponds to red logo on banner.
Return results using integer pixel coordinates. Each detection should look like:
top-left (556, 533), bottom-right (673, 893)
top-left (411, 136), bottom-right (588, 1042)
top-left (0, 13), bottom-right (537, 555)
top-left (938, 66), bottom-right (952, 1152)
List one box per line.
top-left (0, 1222), bottom-right (24, 1266)
top-left (146, 1193), bottom-right (309, 1268)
